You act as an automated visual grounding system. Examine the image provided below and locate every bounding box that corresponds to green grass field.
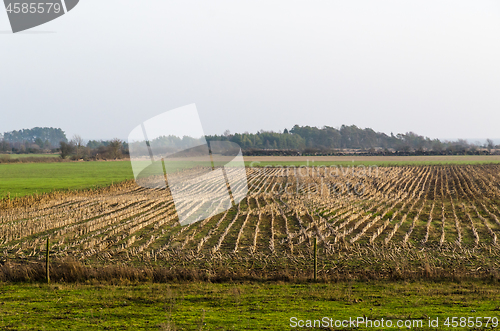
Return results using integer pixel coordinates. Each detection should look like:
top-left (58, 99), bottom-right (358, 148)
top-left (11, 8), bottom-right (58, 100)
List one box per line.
top-left (0, 281), bottom-right (498, 330)
top-left (3, 156), bottom-right (500, 198)
top-left (0, 161), bottom-right (134, 198)
top-left (0, 153), bottom-right (59, 158)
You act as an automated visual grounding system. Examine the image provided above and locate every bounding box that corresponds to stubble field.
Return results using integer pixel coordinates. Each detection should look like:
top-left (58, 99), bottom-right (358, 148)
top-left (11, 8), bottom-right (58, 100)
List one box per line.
top-left (2, 163), bottom-right (500, 330)
top-left (1, 164), bottom-right (500, 282)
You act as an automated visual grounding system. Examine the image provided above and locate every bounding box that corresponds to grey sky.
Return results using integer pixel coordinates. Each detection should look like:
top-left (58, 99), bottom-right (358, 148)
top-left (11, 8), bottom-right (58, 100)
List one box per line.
top-left (1, 0), bottom-right (500, 141)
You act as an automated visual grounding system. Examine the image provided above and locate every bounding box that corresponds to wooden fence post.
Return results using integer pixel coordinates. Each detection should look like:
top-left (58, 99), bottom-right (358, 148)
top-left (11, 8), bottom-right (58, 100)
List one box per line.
top-left (46, 237), bottom-right (50, 284)
top-left (313, 237), bottom-right (317, 282)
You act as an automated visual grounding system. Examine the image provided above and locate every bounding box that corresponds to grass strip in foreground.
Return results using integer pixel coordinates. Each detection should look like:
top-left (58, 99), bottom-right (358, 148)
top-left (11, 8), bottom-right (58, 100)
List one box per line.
top-left (0, 281), bottom-right (498, 330)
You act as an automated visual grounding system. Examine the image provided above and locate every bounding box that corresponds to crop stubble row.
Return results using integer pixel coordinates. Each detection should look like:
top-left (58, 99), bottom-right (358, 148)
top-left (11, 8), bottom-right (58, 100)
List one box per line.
top-left (1, 165), bottom-right (500, 263)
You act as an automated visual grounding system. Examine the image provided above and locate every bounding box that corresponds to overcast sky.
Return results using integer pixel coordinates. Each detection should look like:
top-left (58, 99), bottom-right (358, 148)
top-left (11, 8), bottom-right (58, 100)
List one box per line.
top-left (1, 0), bottom-right (500, 141)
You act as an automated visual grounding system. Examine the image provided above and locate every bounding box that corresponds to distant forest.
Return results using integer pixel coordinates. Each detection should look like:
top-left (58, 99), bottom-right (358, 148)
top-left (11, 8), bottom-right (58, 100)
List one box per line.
top-left (1, 127), bottom-right (67, 150)
top-left (206, 125), bottom-right (497, 156)
top-left (0, 125), bottom-right (498, 158)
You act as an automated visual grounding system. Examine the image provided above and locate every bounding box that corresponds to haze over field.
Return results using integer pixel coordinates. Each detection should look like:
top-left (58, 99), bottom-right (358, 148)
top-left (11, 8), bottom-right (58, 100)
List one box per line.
top-left (1, 1), bottom-right (500, 141)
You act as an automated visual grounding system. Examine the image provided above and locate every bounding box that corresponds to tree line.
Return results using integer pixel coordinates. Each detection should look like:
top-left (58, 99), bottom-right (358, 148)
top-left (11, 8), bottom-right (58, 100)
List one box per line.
top-left (0, 127), bottom-right (127, 160)
top-left (1, 125), bottom-right (498, 158)
top-left (206, 125), bottom-right (497, 155)
top-left (59, 137), bottom-right (128, 160)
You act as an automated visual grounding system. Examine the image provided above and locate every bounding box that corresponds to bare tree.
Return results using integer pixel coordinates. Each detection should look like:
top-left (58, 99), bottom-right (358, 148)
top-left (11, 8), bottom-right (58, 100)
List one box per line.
top-left (72, 135), bottom-right (84, 159)
top-left (487, 138), bottom-right (494, 153)
top-left (108, 138), bottom-right (123, 159)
